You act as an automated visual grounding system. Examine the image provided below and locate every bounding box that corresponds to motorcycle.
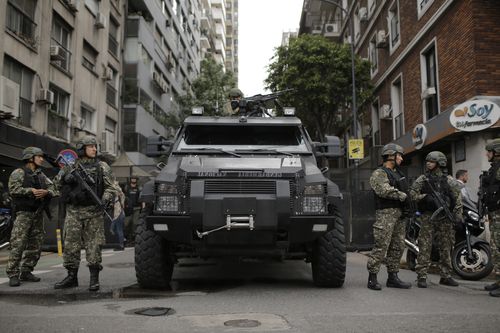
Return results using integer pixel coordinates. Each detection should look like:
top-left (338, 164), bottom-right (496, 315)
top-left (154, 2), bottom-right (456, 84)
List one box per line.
top-left (0, 208), bottom-right (13, 250)
top-left (405, 201), bottom-right (493, 280)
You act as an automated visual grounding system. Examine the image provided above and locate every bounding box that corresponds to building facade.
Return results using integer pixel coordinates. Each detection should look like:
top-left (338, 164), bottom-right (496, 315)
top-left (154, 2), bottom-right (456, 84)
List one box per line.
top-left (0, 0), bottom-right (125, 183)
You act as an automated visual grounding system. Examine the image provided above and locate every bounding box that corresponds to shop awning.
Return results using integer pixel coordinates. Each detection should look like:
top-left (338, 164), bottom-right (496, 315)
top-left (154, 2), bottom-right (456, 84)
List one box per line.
top-left (111, 153), bottom-right (152, 178)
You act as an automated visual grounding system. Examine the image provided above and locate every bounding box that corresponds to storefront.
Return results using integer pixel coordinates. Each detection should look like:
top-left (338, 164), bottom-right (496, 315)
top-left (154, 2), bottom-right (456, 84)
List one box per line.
top-left (393, 97), bottom-right (500, 200)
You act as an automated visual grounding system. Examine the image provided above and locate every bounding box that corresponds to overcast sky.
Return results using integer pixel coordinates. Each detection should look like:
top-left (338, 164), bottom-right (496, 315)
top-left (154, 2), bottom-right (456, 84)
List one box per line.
top-left (238, 0), bottom-right (304, 97)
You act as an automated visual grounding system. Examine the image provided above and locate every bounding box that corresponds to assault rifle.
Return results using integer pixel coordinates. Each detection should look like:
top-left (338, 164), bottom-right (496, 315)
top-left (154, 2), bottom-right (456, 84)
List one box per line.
top-left (478, 171), bottom-right (488, 218)
top-left (57, 154), bottom-right (113, 222)
top-left (32, 173), bottom-right (52, 219)
top-left (231, 89), bottom-right (294, 117)
top-left (424, 177), bottom-right (458, 223)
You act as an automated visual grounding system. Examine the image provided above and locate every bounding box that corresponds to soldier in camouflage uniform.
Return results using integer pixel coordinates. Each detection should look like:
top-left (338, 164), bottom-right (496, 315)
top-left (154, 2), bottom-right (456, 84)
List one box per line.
top-left (54, 136), bottom-right (115, 291)
top-left (481, 138), bottom-right (500, 297)
top-left (6, 147), bottom-right (57, 287)
top-left (223, 87), bottom-right (243, 116)
top-left (410, 151), bottom-right (462, 288)
top-left (366, 143), bottom-right (412, 290)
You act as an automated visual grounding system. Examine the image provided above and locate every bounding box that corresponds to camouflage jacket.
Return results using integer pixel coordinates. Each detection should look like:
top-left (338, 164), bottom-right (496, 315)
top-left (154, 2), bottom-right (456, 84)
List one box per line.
top-left (8, 167), bottom-right (58, 211)
top-left (370, 167), bottom-right (406, 201)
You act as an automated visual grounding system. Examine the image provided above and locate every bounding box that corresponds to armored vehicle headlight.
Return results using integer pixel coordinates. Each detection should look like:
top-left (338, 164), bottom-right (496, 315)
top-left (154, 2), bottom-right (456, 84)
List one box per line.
top-left (304, 184), bottom-right (325, 195)
top-left (283, 107), bottom-right (296, 116)
top-left (156, 195), bottom-right (179, 212)
top-left (157, 183), bottom-right (178, 194)
top-left (302, 197), bottom-right (326, 214)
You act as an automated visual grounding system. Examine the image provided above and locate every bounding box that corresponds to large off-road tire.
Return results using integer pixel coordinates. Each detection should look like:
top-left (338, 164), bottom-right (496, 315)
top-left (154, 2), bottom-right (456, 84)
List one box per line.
top-left (135, 208), bottom-right (174, 289)
top-left (311, 208), bottom-right (346, 287)
top-left (451, 241), bottom-right (493, 281)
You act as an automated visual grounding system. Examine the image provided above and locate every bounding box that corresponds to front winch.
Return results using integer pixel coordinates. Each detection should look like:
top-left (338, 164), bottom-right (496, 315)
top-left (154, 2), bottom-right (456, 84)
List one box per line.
top-left (196, 215), bottom-right (255, 238)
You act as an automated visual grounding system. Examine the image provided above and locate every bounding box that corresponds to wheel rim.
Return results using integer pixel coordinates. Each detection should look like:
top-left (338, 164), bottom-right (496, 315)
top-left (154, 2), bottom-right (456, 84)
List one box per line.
top-left (457, 247), bottom-right (489, 272)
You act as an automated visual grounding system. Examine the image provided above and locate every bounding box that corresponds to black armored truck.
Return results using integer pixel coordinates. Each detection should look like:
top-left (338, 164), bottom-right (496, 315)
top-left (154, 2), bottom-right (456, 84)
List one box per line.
top-left (136, 95), bottom-right (346, 288)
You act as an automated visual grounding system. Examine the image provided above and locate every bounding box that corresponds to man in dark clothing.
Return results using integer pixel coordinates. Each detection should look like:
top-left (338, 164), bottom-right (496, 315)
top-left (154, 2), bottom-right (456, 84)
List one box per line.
top-left (124, 176), bottom-right (141, 244)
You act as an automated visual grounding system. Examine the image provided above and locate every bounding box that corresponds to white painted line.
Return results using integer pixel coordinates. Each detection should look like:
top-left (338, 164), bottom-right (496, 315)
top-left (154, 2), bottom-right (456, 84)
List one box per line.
top-left (32, 270), bottom-right (52, 275)
top-left (51, 264), bottom-right (64, 268)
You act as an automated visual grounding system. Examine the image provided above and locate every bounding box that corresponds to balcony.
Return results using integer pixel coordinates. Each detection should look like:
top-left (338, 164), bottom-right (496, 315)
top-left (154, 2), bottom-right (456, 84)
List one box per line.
top-left (6, 2), bottom-right (37, 48)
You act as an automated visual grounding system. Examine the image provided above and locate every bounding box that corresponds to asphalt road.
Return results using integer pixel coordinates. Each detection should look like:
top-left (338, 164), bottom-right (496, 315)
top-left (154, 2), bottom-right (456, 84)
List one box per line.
top-left (0, 248), bottom-right (499, 333)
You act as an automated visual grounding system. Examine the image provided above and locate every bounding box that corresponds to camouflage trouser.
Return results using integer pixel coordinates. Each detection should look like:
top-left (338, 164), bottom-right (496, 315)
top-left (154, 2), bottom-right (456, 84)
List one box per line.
top-left (62, 205), bottom-right (105, 270)
top-left (415, 213), bottom-right (454, 279)
top-left (489, 210), bottom-right (500, 278)
top-left (5, 211), bottom-right (45, 278)
top-left (367, 208), bottom-right (405, 274)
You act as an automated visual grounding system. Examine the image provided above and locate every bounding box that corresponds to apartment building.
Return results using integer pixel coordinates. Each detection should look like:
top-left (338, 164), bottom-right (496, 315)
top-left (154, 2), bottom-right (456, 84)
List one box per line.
top-left (0, 0), bottom-right (125, 184)
top-left (225, 0), bottom-right (239, 80)
top-left (122, 0), bottom-right (201, 170)
top-left (300, 0), bottom-right (500, 196)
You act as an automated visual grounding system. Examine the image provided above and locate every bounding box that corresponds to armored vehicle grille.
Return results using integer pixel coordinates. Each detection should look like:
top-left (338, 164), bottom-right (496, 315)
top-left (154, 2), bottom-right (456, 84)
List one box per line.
top-left (204, 180), bottom-right (276, 194)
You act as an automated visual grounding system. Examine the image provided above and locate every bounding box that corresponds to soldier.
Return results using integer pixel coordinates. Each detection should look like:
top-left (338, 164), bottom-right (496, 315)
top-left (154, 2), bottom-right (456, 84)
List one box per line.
top-left (54, 136), bottom-right (115, 291)
top-left (6, 147), bottom-right (57, 287)
top-left (410, 151), bottom-right (462, 288)
top-left (223, 87), bottom-right (243, 115)
top-left (366, 143), bottom-right (412, 290)
top-left (482, 138), bottom-right (500, 297)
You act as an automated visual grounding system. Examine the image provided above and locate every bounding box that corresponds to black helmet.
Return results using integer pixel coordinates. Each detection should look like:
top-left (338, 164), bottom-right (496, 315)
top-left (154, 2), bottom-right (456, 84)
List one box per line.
top-left (426, 151), bottom-right (447, 167)
top-left (22, 147), bottom-right (44, 161)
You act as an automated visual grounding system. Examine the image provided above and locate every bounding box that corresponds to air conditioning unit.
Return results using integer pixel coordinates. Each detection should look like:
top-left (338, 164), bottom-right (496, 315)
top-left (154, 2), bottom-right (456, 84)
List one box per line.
top-left (95, 13), bottom-right (106, 29)
top-left (323, 23), bottom-right (339, 37)
top-left (37, 89), bottom-right (54, 105)
top-left (103, 67), bottom-right (113, 81)
top-left (359, 7), bottom-right (368, 22)
top-left (66, 0), bottom-right (79, 12)
top-left (421, 86), bottom-right (437, 99)
top-left (380, 104), bottom-right (392, 119)
top-left (311, 25), bottom-right (323, 34)
top-left (101, 131), bottom-right (115, 154)
top-left (376, 30), bottom-right (388, 48)
top-left (0, 77), bottom-right (20, 118)
top-left (50, 45), bottom-right (65, 61)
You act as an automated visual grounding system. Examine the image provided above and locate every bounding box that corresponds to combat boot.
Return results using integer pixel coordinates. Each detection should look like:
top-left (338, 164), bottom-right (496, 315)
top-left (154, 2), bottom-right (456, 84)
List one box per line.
top-left (89, 266), bottom-right (101, 292)
top-left (386, 272), bottom-right (412, 289)
top-left (489, 288), bottom-right (500, 297)
top-left (9, 276), bottom-right (20, 287)
top-left (54, 268), bottom-right (79, 289)
top-left (484, 281), bottom-right (500, 291)
top-left (20, 271), bottom-right (41, 282)
top-left (439, 277), bottom-right (459, 287)
top-left (367, 273), bottom-right (382, 290)
top-left (417, 277), bottom-right (427, 288)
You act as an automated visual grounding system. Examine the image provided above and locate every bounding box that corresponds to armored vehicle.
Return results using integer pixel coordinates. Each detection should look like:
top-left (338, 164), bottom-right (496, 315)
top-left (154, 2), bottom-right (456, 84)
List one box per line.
top-left (136, 102), bottom-right (346, 288)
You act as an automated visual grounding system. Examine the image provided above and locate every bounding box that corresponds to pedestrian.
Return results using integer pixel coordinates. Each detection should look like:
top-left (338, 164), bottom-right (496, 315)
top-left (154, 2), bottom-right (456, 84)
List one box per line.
top-left (54, 136), bottom-right (116, 291)
top-left (123, 176), bottom-right (141, 245)
top-left (455, 169), bottom-right (476, 208)
top-left (410, 151), bottom-right (462, 288)
top-left (6, 147), bottom-right (57, 287)
top-left (366, 143), bottom-right (412, 290)
top-left (110, 181), bottom-right (126, 251)
top-left (481, 138), bottom-right (500, 297)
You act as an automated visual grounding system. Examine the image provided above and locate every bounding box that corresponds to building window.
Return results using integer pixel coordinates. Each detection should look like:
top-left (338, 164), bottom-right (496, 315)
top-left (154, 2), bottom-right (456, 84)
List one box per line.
top-left (353, 6), bottom-right (361, 42)
top-left (388, 0), bottom-right (400, 51)
top-left (421, 43), bottom-right (439, 121)
top-left (391, 76), bottom-right (404, 139)
top-left (417, 0), bottom-right (434, 19)
top-left (371, 100), bottom-right (380, 146)
top-left (2, 55), bottom-right (34, 127)
top-left (81, 103), bottom-right (95, 132)
top-left (48, 85), bottom-right (69, 139)
top-left (106, 66), bottom-right (118, 108)
top-left (82, 40), bottom-right (98, 73)
top-left (108, 16), bottom-right (119, 58)
top-left (367, 0), bottom-right (376, 17)
top-left (103, 117), bottom-right (116, 155)
top-left (369, 35), bottom-right (378, 77)
top-left (85, 0), bottom-right (99, 16)
top-left (6, 0), bottom-right (37, 46)
top-left (51, 14), bottom-right (72, 73)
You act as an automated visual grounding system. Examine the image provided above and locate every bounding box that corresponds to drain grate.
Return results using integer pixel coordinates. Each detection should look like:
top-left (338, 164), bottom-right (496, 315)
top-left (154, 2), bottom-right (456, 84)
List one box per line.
top-left (133, 307), bottom-right (174, 317)
top-left (224, 319), bottom-right (261, 328)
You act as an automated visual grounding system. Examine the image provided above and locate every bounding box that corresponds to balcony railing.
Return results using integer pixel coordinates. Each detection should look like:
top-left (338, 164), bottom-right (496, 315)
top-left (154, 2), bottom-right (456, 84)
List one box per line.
top-left (6, 2), bottom-right (37, 47)
top-left (47, 111), bottom-right (68, 139)
top-left (108, 34), bottom-right (119, 57)
top-left (106, 83), bottom-right (117, 108)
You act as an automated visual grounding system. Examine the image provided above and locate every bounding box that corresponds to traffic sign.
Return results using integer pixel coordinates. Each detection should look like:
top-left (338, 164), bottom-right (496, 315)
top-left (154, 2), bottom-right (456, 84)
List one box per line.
top-left (348, 139), bottom-right (364, 159)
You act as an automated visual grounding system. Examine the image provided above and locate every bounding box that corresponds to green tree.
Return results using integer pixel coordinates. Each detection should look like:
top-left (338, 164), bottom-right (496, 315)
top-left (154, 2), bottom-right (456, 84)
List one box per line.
top-left (172, 57), bottom-right (236, 127)
top-left (265, 34), bottom-right (372, 140)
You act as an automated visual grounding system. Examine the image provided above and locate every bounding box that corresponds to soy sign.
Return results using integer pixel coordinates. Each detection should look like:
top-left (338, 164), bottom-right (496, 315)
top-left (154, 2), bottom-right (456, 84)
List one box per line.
top-left (450, 100), bottom-right (500, 132)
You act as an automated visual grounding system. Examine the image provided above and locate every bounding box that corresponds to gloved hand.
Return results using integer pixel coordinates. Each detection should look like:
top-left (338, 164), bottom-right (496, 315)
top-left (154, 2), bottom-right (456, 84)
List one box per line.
top-left (64, 173), bottom-right (77, 184)
top-left (398, 192), bottom-right (407, 202)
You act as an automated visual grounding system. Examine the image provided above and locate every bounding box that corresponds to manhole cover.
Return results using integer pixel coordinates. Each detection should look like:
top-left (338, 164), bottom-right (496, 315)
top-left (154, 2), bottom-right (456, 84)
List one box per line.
top-left (224, 319), bottom-right (261, 328)
top-left (133, 307), bottom-right (174, 316)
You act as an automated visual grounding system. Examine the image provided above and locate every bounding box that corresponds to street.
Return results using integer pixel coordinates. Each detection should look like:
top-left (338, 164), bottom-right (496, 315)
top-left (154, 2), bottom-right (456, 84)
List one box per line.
top-left (0, 248), bottom-right (499, 333)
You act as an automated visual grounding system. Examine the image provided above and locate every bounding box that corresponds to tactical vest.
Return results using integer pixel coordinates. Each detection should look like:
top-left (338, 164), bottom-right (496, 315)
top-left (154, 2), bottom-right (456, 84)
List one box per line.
top-left (64, 160), bottom-right (104, 206)
top-left (12, 167), bottom-right (47, 212)
top-left (374, 167), bottom-right (403, 210)
top-left (483, 162), bottom-right (500, 211)
top-left (417, 173), bottom-right (455, 213)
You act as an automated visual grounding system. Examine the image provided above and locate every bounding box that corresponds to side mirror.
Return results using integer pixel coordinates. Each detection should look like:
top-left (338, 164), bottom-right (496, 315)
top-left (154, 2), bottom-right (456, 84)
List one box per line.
top-left (314, 135), bottom-right (343, 158)
top-left (146, 136), bottom-right (173, 157)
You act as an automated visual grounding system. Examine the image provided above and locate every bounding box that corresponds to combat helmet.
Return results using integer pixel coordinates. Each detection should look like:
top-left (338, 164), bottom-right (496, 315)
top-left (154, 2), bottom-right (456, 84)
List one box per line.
top-left (228, 87), bottom-right (243, 99)
top-left (426, 151), bottom-right (447, 167)
top-left (76, 135), bottom-right (98, 156)
top-left (22, 147), bottom-right (44, 161)
top-left (381, 143), bottom-right (404, 156)
top-left (485, 138), bottom-right (500, 153)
